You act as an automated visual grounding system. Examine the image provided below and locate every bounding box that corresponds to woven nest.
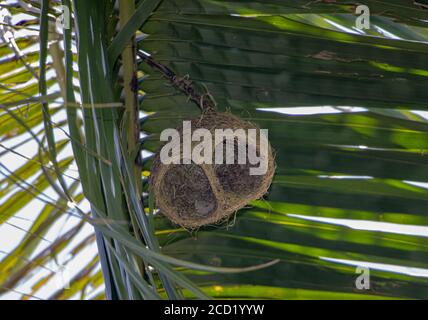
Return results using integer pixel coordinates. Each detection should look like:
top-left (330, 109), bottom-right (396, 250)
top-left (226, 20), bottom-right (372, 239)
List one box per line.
top-left (150, 111), bottom-right (275, 229)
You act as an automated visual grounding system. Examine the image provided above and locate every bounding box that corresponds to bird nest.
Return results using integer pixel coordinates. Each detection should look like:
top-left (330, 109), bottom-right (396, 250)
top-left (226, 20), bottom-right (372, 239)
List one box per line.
top-left (150, 110), bottom-right (275, 228)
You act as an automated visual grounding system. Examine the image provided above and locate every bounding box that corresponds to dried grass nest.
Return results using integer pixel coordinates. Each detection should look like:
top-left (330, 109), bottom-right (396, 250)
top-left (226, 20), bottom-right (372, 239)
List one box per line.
top-left (150, 110), bottom-right (275, 229)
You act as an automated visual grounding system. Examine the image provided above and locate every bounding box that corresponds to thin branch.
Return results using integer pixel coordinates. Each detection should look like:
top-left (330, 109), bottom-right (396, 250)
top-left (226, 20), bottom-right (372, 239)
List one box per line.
top-left (137, 50), bottom-right (217, 113)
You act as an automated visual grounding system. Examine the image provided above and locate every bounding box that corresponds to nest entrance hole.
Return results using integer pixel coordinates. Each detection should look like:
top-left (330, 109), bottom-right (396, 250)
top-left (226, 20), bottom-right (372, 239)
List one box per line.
top-left (214, 138), bottom-right (263, 197)
top-left (160, 163), bottom-right (217, 220)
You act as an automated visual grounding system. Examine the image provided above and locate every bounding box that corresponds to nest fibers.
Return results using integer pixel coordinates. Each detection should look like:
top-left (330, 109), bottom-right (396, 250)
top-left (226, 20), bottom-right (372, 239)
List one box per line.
top-left (150, 110), bottom-right (275, 229)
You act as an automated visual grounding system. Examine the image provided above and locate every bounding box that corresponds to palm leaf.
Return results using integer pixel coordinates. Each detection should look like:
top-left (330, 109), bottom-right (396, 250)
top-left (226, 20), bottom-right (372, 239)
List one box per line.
top-left (137, 0), bottom-right (428, 299)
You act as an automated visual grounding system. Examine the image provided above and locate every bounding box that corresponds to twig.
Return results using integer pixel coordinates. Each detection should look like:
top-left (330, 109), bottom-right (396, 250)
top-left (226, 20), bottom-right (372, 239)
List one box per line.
top-left (137, 51), bottom-right (217, 113)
